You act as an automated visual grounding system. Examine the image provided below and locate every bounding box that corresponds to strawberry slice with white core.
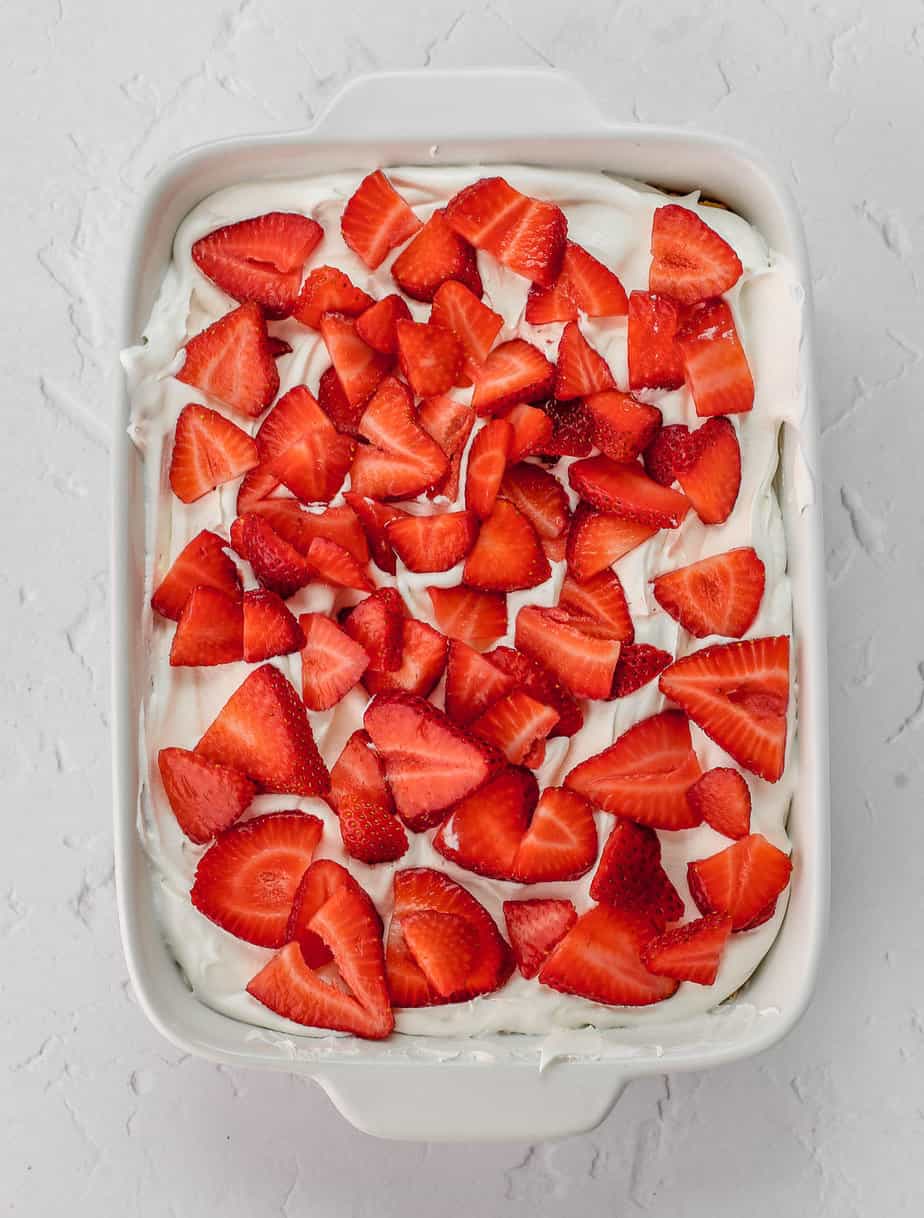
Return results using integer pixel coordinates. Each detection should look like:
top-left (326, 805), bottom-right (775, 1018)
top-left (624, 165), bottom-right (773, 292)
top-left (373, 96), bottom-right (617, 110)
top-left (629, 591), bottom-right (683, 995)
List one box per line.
top-left (254, 382), bottom-right (331, 461)
top-left (395, 318), bottom-right (463, 397)
top-left (350, 376), bottom-right (449, 500)
top-left (151, 530), bottom-right (241, 621)
top-left (267, 431), bottom-right (354, 506)
top-left (444, 639), bottom-right (516, 726)
top-left (342, 587), bottom-right (406, 671)
top-left (305, 536), bottom-right (374, 592)
top-left (554, 321), bottom-right (616, 400)
top-left (649, 204), bottom-right (743, 304)
top-left (463, 499), bottom-right (551, 592)
top-left (640, 913), bottom-right (733, 985)
top-left (355, 293), bottom-right (412, 354)
top-left (340, 170), bottom-right (422, 269)
top-left (652, 547), bottom-right (765, 639)
top-left (676, 416), bottom-right (741, 525)
top-left (627, 291), bottom-right (684, 392)
top-left (499, 462), bottom-right (570, 540)
top-left (677, 297), bottom-right (754, 416)
top-left (319, 313), bottom-right (391, 408)
top-left (429, 280), bottom-right (502, 378)
top-left (470, 690), bottom-right (559, 766)
top-left (503, 898), bottom-right (577, 979)
top-left (688, 834), bottom-right (792, 931)
top-left (343, 493), bottom-right (405, 575)
top-left (515, 605), bottom-right (621, 700)
top-left (470, 339), bottom-right (556, 416)
top-left (525, 240), bottom-right (628, 324)
top-left (328, 730), bottom-right (408, 865)
top-left (589, 818), bottom-right (684, 930)
top-left (512, 787), bottom-right (598, 883)
top-left (233, 513), bottom-right (314, 599)
top-left (158, 748), bottom-right (256, 844)
top-left (565, 503), bottom-right (657, 582)
top-left (170, 586), bottom-right (244, 667)
top-left (487, 645), bottom-right (584, 738)
top-left (427, 585), bottom-right (507, 651)
top-left (465, 418), bottom-right (513, 520)
top-left (401, 911), bottom-right (480, 998)
top-left (362, 619), bottom-right (448, 699)
top-left (418, 393), bottom-right (476, 461)
top-left (298, 613), bottom-right (370, 712)
top-left (286, 858), bottom-right (382, 968)
top-left (242, 590), bottom-right (305, 662)
top-left (433, 768), bottom-right (537, 880)
top-left (569, 455), bottom-right (690, 528)
top-left (292, 266), bottom-right (374, 330)
top-left (391, 208), bottom-right (482, 302)
top-left (559, 568), bottom-right (634, 641)
top-left (609, 643), bottom-right (673, 697)
top-left (686, 767), bottom-right (752, 839)
top-left (584, 391), bottom-right (662, 464)
top-left (169, 404), bottom-right (259, 503)
top-left (317, 363), bottom-right (366, 436)
top-left (505, 404), bottom-right (554, 462)
top-left (444, 176), bottom-right (567, 286)
top-left (385, 511), bottom-right (478, 572)
top-left (247, 500), bottom-right (369, 564)
top-left (177, 302), bottom-right (279, 418)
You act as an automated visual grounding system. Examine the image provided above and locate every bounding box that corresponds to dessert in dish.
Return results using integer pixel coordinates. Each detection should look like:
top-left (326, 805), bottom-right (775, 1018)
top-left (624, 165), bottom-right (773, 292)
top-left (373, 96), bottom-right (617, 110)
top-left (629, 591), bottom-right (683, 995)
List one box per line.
top-left (123, 164), bottom-right (797, 1042)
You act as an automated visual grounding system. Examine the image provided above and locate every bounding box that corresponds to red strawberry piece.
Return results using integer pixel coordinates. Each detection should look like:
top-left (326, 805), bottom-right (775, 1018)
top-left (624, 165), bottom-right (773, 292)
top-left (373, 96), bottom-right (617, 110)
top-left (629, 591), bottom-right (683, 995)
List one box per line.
top-left (542, 535), bottom-right (567, 564)
top-left (429, 280), bottom-right (502, 380)
top-left (444, 176), bottom-right (567, 286)
top-left (499, 462), bottom-right (570, 540)
top-left (319, 313), bottom-right (391, 409)
top-left (169, 404), bottom-right (258, 503)
top-left (191, 811), bottom-right (323, 946)
top-left (286, 858), bottom-right (382, 968)
top-left (267, 433), bottom-right (354, 506)
top-left (169, 586), bottom-right (244, 667)
top-left (266, 337), bottom-right (293, 358)
top-left (627, 291), bottom-right (684, 391)
top-left (653, 547), bottom-right (765, 639)
top-left (151, 530), bottom-right (241, 621)
top-left (317, 363), bottom-right (365, 436)
top-left (554, 321), bottom-right (616, 400)
top-left (298, 612), bottom-right (369, 711)
top-left (433, 768), bottom-right (538, 879)
top-left (254, 382), bottom-right (330, 461)
top-left (676, 297), bottom-right (754, 416)
top-left (610, 643), bottom-right (673, 697)
top-left (248, 499), bottom-right (369, 564)
top-left (676, 416), bottom-right (741, 525)
top-left (418, 393), bottom-right (476, 460)
top-left (539, 906), bottom-right (678, 1006)
top-left (177, 302), bottom-right (279, 418)
top-left (565, 709), bottom-right (703, 829)
top-left (505, 404), bottom-right (554, 462)
top-left (470, 690), bottom-right (559, 766)
top-left (487, 645), bottom-right (584, 738)
top-left (292, 266), bottom-right (374, 330)
top-left (688, 834), bottom-right (793, 931)
top-left (537, 398), bottom-right (595, 457)
top-left (649, 204), bottom-right (742, 304)
top-left (426, 585), bottom-right (507, 650)
top-left (363, 618), bottom-right (447, 698)
top-left (196, 664), bottom-right (330, 794)
top-left (350, 376), bottom-right (449, 500)
top-left (463, 499), bottom-right (551, 592)
top-left (569, 455), bottom-right (690, 528)
top-left (305, 536), bottom-right (374, 592)
top-left (391, 208), bottom-right (482, 302)
top-left (584, 391), bottom-right (662, 464)
top-left (242, 589), bottom-right (305, 662)
top-left (525, 240), bottom-right (628, 325)
top-left (329, 730), bottom-right (408, 865)
top-left (385, 511), bottom-right (477, 573)
top-left (590, 819), bottom-right (684, 929)
top-left (465, 418), bottom-right (512, 520)
top-left (400, 911), bottom-right (480, 998)
top-left (687, 767), bottom-right (752, 839)
top-left (444, 639), bottom-right (516, 726)
top-left (192, 212), bottom-right (322, 318)
top-left (523, 738), bottom-right (547, 769)
top-left (355, 293), bottom-right (413, 354)
top-left (559, 568), bottom-right (634, 641)
top-left (503, 898), bottom-right (577, 979)
top-left (659, 636), bottom-right (790, 782)
top-left (470, 339), bottom-right (556, 416)
top-left (342, 587), bottom-right (406, 671)
top-left (395, 318), bottom-right (463, 397)
top-left (514, 605), bottom-right (621, 700)
top-left (640, 913), bottom-right (733, 985)
top-left (565, 502), bottom-right (657, 581)
top-left (343, 492), bottom-right (406, 574)
top-left (158, 747), bottom-right (256, 844)
top-left (364, 692), bottom-right (500, 830)
top-left (233, 513), bottom-right (314, 598)
top-left (512, 787), bottom-right (598, 882)
top-left (340, 170), bottom-right (421, 269)
top-left (643, 423), bottom-right (692, 486)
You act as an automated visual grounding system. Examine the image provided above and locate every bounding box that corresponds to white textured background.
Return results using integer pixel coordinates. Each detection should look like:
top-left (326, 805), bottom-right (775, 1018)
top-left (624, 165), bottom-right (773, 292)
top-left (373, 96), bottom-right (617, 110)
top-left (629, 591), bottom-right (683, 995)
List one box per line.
top-left (4, 0), bottom-right (923, 1212)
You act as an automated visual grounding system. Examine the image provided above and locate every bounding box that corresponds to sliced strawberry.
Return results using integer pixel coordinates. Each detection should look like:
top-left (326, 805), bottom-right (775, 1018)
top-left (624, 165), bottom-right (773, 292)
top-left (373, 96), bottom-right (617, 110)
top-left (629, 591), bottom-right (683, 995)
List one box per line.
top-left (470, 690), bottom-right (559, 766)
top-left (444, 639), bottom-right (516, 726)
top-left (470, 339), bottom-right (555, 416)
top-left (362, 619), bottom-right (448, 699)
top-left (286, 858), bottom-right (382, 968)
top-left (658, 636), bottom-right (790, 782)
top-left (584, 391), bottom-right (662, 464)
top-left (569, 455), bottom-right (690, 528)
top-left (169, 586), bottom-right (244, 667)
top-left (177, 302), bottom-right (279, 418)
top-left (429, 280), bottom-right (502, 378)
top-left (355, 293), bottom-right (412, 354)
top-left (653, 548), bottom-right (765, 639)
top-left (554, 321), bottom-right (615, 400)
top-left (525, 240), bottom-right (628, 324)
top-left (151, 530), bottom-right (241, 621)
top-left (267, 432), bottom-right (354, 506)
top-left (676, 297), bottom-right (754, 416)
top-left (158, 747), bottom-right (255, 844)
top-left (266, 337), bottom-right (293, 359)
top-left (298, 613), bottom-right (369, 711)
top-left (590, 819), bottom-right (684, 929)
top-left (340, 170), bottom-right (421, 269)
top-left (643, 423), bottom-right (692, 486)
top-left (196, 665), bottom-right (329, 794)
top-left (342, 587), bottom-right (406, 671)
top-left (433, 768), bottom-right (537, 879)
top-left (640, 913), bottom-right (733, 985)
top-left (542, 535), bottom-right (567, 564)
top-left (537, 398), bottom-right (594, 457)
top-left (292, 266), bottom-right (373, 330)
top-left (233, 513), bottom-right (314, 598)
top-left (610, 643), bottom-right (673, 697)
top-left (688, 834), bottom-right (792, 931)
top-left (169, 403), bottom-right (258, 503)
top-left (391, 208), bottom-right (481, 302)
top-left (343, 492), bottom-right (406, 574)
top-left (676, 417), bottom-right (741, 525)
top-left (295, 878), bottom-right (388, 1021)
top-left (503, 899), bottom-right (577, 979)
top-left (400, 911), bottom-right (480, 998)
top-left (565, 709), bottom-right (702, 829)
top-left (627, 291), bottom-right (684, 391)
top-left (505, 404), bottom-right (554, 462)
top-left (241, 589), bottom-right (304, 662)
top-left (191, 811), bottom-right (323, 946)
top-left (329, 730), bottom-right (407, 865)
top-left (559, 568), bottom-right (634, 640)
top-left (192, 212), bottom-right (322, 318)
top-left (687, 767), bottom-right (752, 839)
top-left (444, 176), bottom-right (567, 285)
top-left (385, 511), bottom-right (477, 573)
top-left (350, 376), bottom-right (448, 500)
top-left (487, 645), bottom-right (584, 738)
top-left (254, 382), bottom-right (330, 461)
top-left (305, 536), bottom-right (373, 592)
top-left (539, 907), bottom-right (678, 1006)
top-left (465, 418), bottom-right (512, 520)
top-left (463, 499), bottom-right (551, 592)
top-left (523, 738), bottom-right (547, 768)
top-left (317, 363), bottom-right (365, 435)
top-left (513, 787), bottom-right (598, 882)
top-left (319, 313), bottom-right (391, 409)
top-left (364, 692), bottom-right (499, 830)
top-left (395, 319), bottom-right (463, 397)
top-left (515, 605), bottom-right (621, 700)
top-left (427, 585), bottom-right (507, 650)
top-left (247, 499), bottom-right (369, 564)
top-left (418, 394), bottom-right (475, 501)
top-left (499, 462), bottom-right (569, 540)
top-left (565, 503), bottom-right (657, 581)
top-left (649, 204), bottom-right (742, 304)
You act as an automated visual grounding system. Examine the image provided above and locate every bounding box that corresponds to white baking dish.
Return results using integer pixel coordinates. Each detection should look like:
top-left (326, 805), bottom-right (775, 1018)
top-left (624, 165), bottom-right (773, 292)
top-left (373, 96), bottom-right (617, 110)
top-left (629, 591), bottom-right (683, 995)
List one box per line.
top-left (112, 68), bottom-right (829, 1142)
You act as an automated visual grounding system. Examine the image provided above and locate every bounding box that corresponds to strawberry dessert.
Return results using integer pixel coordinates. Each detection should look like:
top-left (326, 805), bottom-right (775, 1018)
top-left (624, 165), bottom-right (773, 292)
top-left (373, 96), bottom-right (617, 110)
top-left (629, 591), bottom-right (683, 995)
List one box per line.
top-left (124, 165), bottom-right (797, 1041)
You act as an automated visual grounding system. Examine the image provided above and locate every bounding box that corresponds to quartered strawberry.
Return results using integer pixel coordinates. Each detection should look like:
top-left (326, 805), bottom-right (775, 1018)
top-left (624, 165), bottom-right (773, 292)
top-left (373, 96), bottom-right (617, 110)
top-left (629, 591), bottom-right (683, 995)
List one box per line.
top-left (267, 432), bottom-right (354, 506)
top-left (177, 302), bottom-right (279, 418)
top-left (444, 176), bottom-right (567, 285)
top-left (525, 240), bottom-right (628, 324)
top-left (151, 529), bottom-right (241, 621)
top-left (653, 547), bottom-right (765, 639)
top-left (584, 391), bottom-right (662, 464)
top-left (590, 819), bottom-right (684, 930)
top-left (364, 692), bottom-right (499, 830)
top-left (538, 906), bottom-right (678, 1006)
top-left (688, 834), bottom-right (792, 931)
top-left (649, 204), bottom-right (742, 304)
top-left (503, 898), bottom-right (577, 979)
top-left (676, 417), bottom-right (741, 525)
top-left (340, 170), bottom-right (421, 269)
top-left (232, 513), bottom-right (314, 598)
top-left (677, 297), bottom-right (754, 416)
top-left (499, 462), bottom-right (570, 540)
top-left (319, 313), bottom-right (391, 409)
top-left (342, 587), bottom-right (406, 671)
top-left (355, 293), bottom-right (412, 354)
top-left (170, 586), bottom-right (244, 667)
top-left (487, 645), bottom-right (584, 738)
top-left (554, 321), bottom-right (616, 400)
top-left (292, 266), bottom-right (373, 330)
top-left (643, 422), bottom-right (692, 486)
top-left (158, 747), bottom-right (256, 844)
top-left (328, 730), bottom-right (407, 865)
top-left (386, 511), bottom-right (477, 572)
top-left (429, 280), bottom-right (502, 379)
top-left (362, 618), bottom-right (448, 699)
top-left (627, 291), bottom-right (684, 391)
top-left (569, 456), bottom-right (690, 528)
top-left (242, 589), bottom-right (305, 662)
top-left (305, 536), bottom-right (373, 592)
top-left (247, 499), bottom-right (369, 564)
top-left (470, 339), bottom-right (555, 415)
top-left (505, 403), bottom-right (554, 461)
top-left (196, 665), bottom-right (329, 794)
top-left (640, 913), bottom-right (733, 985)
top-left (298, 613), bottom-right (369, 711)
top-left (418, 393), bottom-right (475, 500)
top-left (191, 811), bottom-right (323, 946)
top-left (513, 787), bottom-right (598, 882)
top-left (317, 363), bottom-right (365, 436)
top-left (687, 767), bottom-right (752, 839)
top-left (169, 403), bottom-right (258, 503)
top-left (343, 493), bottom-right (405, 574)
top-left (537, 398), bottom-right (594, 457)
top-left (565, 710), bottom-right (702, 828)
top-left (254, 381), bottom-right (329, 461)
top-left (659, 636), bottom-right (790, 782)
top-left (192, 212), bottom-right (322, 318)
top-left (286, 858), bottom-right (382, 968)
top-left (610, 643), bottom-right (673, 697)
top-left (463, 499), bottom-right (551, 592)
top-left (470, 690), bottom-right (559, 766)
top-left (515, 605), bottom-right (621, 700)
top-left (427, 585), bottom-right (507, 650)
top-left (391, 208), bottom-right (482, 302)
top-left (433, 767), bottom-right (537, 880)
top-left (465, 418), bottom-right (512, 520)
top-left (400, 911), bottom-right (480, 998)
top-left (350, 376), bottom-right (448, 499)
top-left (565, 503), bottom-right (657, 581)
top-left (559, 568), bottom-right (634, 641)
top-left (444, 640), bottom-right (516, 726)
top-left (395, 319), bottom-right (463, 397)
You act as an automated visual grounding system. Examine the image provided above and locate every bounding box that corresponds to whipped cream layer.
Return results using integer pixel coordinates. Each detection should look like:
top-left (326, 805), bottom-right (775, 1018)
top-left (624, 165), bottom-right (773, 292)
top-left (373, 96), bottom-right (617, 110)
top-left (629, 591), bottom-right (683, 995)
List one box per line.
top-left (123, 164), bottom-right (801, 1041)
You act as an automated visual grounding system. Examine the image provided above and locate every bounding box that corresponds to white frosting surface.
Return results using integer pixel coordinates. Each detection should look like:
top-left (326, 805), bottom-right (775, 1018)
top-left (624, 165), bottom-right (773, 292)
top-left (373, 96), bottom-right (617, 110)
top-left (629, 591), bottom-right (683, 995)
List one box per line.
top-left (122, 164), bottom-right (800, 1042)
